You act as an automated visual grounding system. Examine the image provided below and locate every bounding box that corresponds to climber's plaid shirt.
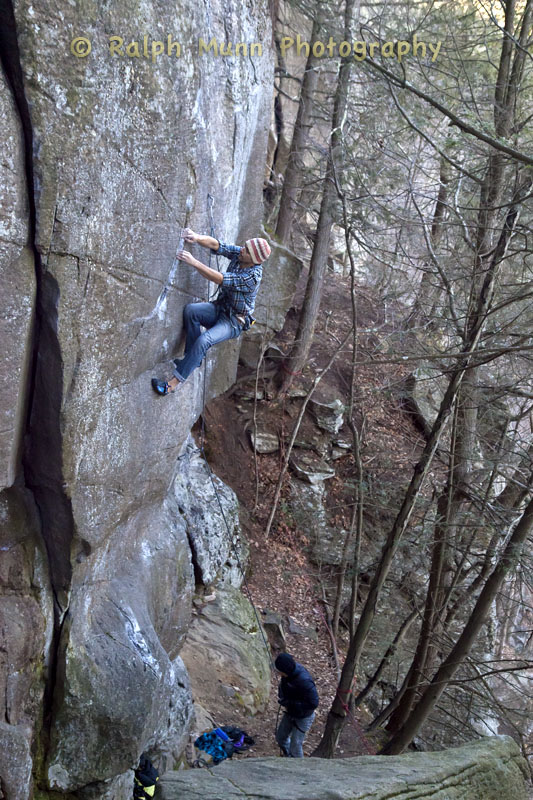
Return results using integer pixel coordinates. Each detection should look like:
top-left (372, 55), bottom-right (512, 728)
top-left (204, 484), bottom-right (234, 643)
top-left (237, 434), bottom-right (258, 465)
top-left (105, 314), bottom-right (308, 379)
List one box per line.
top-left (212, 240), bottom-right (263, 317)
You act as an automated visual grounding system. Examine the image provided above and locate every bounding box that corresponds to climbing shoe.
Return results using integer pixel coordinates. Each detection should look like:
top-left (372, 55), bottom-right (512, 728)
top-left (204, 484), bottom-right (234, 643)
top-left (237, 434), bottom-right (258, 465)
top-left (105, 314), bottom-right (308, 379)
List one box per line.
top-left (151, 378), bottom-right (172, 396)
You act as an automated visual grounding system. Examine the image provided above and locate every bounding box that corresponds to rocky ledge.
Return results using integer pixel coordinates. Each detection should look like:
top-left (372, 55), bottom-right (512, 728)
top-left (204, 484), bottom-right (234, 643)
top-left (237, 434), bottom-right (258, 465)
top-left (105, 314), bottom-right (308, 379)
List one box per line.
top-left (157, 736), bottom-right (529, 800)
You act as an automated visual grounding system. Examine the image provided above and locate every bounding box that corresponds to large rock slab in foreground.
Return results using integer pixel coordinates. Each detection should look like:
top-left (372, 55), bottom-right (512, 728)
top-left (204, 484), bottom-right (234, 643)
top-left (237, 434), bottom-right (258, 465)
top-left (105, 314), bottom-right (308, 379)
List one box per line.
top-left (157, 736), bottom-right (528, 800)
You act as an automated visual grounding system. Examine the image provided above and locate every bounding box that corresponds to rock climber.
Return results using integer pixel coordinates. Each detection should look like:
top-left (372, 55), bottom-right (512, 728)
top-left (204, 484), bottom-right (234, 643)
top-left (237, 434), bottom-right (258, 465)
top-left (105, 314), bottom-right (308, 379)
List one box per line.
top-left (151, 228), bottom-right (271, 395)
top-left (275, 652), bottom-right (319, 758)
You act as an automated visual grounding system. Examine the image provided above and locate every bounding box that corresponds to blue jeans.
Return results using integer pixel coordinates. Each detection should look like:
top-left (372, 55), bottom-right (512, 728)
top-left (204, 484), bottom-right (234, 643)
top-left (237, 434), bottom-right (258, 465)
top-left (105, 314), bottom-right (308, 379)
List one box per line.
top-left (173, 302), bottom-right (242, 382)
top-left (275, 712), bottom-right (315, 758)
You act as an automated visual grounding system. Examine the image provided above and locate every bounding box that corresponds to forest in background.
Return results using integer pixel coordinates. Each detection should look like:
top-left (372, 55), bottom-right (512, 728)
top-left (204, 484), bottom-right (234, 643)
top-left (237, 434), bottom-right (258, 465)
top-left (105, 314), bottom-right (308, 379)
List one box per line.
top-left (254, 0), bottom-right (533, 769)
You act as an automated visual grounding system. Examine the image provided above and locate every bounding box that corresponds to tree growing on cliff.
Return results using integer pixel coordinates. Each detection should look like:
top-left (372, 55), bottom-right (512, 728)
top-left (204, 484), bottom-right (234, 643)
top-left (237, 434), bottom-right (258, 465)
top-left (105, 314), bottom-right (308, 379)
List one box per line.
top-left (275, 14), bottom-right (323, 245)
top-left (275, 0), bottom-right (359, 394)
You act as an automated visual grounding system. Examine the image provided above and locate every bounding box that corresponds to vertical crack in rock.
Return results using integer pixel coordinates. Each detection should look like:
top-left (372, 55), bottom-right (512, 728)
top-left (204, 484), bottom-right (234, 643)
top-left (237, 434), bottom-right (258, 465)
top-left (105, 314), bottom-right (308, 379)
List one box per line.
top-left (185, 529), bottom-right (204, 587)
top-left (0, 0), bottom-right (74, 776)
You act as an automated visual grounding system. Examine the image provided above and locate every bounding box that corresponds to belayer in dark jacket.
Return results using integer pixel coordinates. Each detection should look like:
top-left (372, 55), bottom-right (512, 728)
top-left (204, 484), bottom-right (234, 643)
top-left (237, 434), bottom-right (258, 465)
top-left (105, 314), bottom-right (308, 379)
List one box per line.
top-left (275, 652), bottom-right (319, 758)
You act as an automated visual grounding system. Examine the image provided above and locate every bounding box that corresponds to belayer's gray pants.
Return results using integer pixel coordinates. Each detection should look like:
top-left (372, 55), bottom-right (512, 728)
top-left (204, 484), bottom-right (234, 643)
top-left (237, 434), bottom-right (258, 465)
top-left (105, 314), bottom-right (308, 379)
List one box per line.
top-left (276, 711), bottom-right (315, 758)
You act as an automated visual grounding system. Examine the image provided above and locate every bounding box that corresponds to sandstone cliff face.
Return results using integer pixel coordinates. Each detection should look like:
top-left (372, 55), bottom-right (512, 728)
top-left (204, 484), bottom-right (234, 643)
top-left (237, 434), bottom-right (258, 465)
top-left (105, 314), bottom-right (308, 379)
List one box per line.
top-left (0, 1), bottom-right (273, 797)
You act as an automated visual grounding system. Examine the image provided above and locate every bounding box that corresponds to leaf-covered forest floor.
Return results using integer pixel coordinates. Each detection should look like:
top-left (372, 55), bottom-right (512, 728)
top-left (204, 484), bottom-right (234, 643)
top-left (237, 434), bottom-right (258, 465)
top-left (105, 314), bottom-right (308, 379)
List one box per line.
top-left (192, 267), bottom-right (430, 759)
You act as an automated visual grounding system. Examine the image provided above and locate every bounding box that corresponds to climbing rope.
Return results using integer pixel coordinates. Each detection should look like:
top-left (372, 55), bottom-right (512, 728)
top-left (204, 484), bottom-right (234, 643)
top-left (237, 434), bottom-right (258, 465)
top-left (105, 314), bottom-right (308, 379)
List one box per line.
top-left (198, 444), bottom-right (277, 676)
top-left (196, 384), bottom-right (281, 733)
top-left (175, 198), bottom-right (282, 748)
top-left (191, 194), bottom-right (277, 675)
top-left (175, 207), bottom-right (376, 756)
top-left (200, 193), bottom-right (219, 414)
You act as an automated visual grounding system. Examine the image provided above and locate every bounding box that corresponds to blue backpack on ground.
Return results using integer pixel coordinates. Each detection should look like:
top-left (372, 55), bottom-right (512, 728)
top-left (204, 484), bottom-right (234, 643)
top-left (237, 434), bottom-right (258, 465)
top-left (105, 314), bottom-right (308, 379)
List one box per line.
top-left (194, 726), bottom-right (255, 766)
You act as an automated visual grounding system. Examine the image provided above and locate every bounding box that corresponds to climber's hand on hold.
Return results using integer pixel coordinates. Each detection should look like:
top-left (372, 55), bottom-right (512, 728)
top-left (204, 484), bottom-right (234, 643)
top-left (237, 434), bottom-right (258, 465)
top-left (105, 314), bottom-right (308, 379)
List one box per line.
top-left (177, 249), bottom-right (196, 266)
top-left (177, 248), bottom-right (222, 284)
top-left (182, 228), bottom-right (197, 243)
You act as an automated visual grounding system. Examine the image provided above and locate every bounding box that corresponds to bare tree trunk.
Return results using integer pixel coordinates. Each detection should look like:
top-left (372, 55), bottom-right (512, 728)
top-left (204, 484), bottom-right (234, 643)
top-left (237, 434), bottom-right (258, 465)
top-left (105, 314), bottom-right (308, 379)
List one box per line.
top-left (312, 354), bottom-right (479, 756)
top-left (275, 16), bottom-right (322, 245)
top-left (354, 608), bottom-right (418, 710)
top-left (332, 164), bottom-right (364, 639)
top-left (381, 492), bottom-right (533, 754)
top-left (406, 132), bottom-right (452, 326)
top-left (277, 0), bottom-right (358, 394)
top-left (367, 666), bottom-right (409, 732)
top-left (379, 0), bottom-right (533, 742)
top-left (385, 480), bottom-right (454, 733)
top-left (312, 155), bottom-right (520, 755)
top-left (348, 426), bottom-right (364, 639)
top-left (386, 368), bottom-right (479, 732)
top-left (332, 498), bottom-right (357, 640)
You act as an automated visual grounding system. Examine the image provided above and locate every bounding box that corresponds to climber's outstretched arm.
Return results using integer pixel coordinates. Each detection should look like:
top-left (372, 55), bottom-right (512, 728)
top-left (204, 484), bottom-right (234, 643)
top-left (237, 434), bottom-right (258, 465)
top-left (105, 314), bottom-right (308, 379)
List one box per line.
top-left (177, 249), bottom-right (223, 285)
top-left (183, 227), bottom-right (219, 252)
